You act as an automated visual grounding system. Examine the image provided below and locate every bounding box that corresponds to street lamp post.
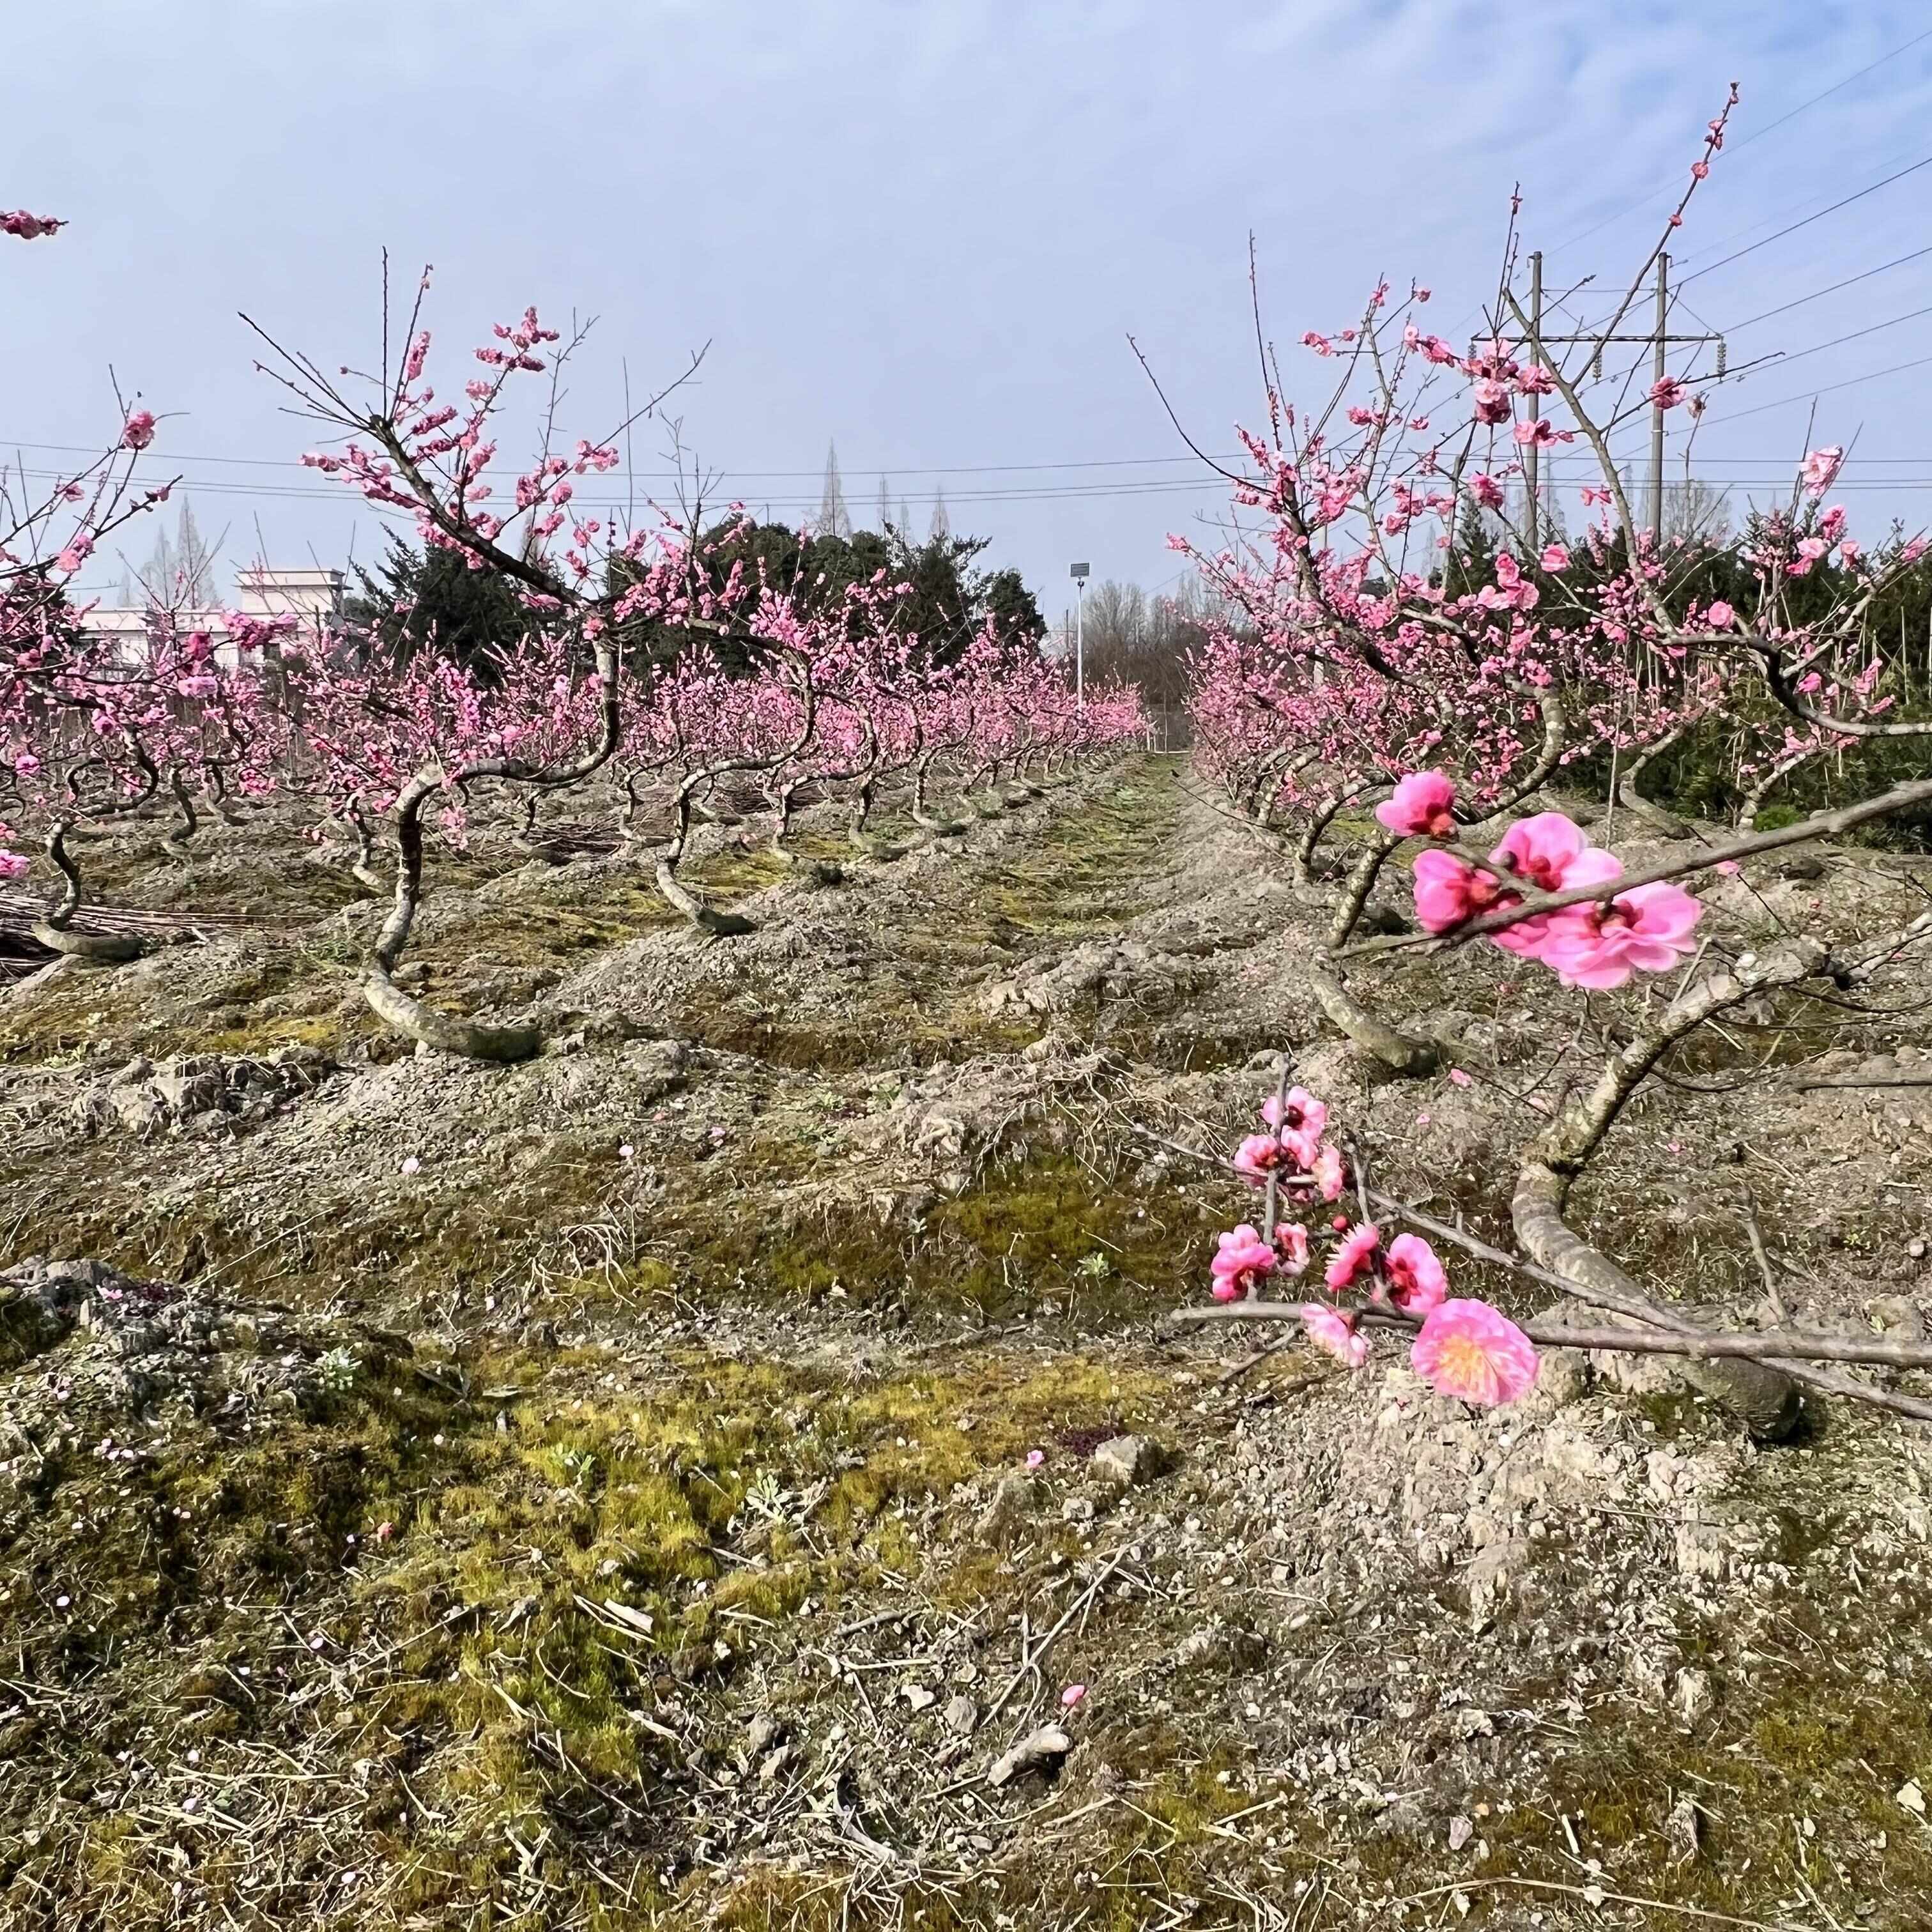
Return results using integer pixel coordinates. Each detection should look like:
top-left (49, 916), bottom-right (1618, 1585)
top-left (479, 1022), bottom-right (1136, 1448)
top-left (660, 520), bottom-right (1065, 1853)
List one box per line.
top-left (1070, 562), bottom-right (1089, 704)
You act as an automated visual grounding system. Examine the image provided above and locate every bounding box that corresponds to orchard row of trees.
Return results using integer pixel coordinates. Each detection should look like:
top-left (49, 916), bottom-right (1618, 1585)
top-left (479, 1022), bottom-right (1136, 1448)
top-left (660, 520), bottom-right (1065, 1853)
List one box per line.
top-left (1167, 91), bottom-right (1932, 1428)
top-left (1, 222), bottom-right (1141, 1061)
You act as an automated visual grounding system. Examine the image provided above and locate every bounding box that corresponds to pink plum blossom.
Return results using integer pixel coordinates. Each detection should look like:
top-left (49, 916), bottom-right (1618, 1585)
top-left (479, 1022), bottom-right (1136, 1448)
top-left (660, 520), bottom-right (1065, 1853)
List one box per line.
top-left (1310, 1146), bottom-right (1347, 1202)
top-left (1262, 1087), bottom-right (1328, 1141)
top-left (1650, 377), bottom-right (1687, 411)
top-left (1384, 1233), bottom-right (1448, 1315)
top-left (1299, 1303), bottom-right (1370, 1368)
top-left (1705, 600), bottom-right (1735, 628)
top-left (1410, 1300), bottom-right (1539, 1406)
top-left (1540, 881), bottom-right (1704, 989)
top-left (1486, 814), bottom-right (1622, 958)
top-left (0, 850), bottom-right (29, 881)
top-left (1273, 1222), bottom-right (1311, 1274)
top-left (1234, 1133), bottom-right (1287, 1186)
top-left (1412, 850), bottom-right (1519, 933)
top-left (121, 410), bottom-right (157, 451)
top-left (1061, 1683), bottom-right (1087, 1709)
top-left (1211, 1225), bottom-right (1276, 1302)
top-left (1801, 447), bottom-right (1844, 498)
top-left (1026, 1449), bottom-right (1046, 1471)
top-left (1376, 770), bottom-right (1458, 838)
top-left (1324, 1223), bottom-right (1381, 1292)
top-left (1539, 544), bottom-right (1570, 572)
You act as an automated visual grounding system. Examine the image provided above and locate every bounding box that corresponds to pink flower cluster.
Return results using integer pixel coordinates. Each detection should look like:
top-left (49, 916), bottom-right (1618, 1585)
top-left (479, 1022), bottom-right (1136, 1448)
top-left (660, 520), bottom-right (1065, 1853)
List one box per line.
top-left (1379, 773), bottom-right (1701, 990)
top-left (1206, 1093), bottom-right (1538, 1406)
top-left (1, 210), bottom-right (64, 240)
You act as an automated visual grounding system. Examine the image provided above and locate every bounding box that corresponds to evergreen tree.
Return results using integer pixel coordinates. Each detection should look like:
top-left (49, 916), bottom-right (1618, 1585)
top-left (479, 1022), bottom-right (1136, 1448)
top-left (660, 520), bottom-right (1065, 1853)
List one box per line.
top-left (817, 441), bottom-right (852, 540)
top-left (339, 532), bottom-right (533, 679)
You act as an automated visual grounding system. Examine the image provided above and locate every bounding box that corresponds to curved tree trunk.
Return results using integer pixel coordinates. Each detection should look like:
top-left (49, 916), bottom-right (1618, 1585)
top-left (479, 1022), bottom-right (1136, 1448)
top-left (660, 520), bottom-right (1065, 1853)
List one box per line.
top-left (160, 766), bottom-right (200, 862)
top-left (1508, 941), bottom-right (1836, 1436)
top-left (1614, 724), bottom-right (1691, 837)
top-left (656, 786), bottom-right (756, 935)
top-left (1736, 747), bottom-right (1824, 833)
top-left (1512, 1163), bottom-right (1802, 1441)
top-left (909, 749), bottom-right (967, 835)
top-left (362, 772), bottom-right (542, 1061)
top-left (1310, 832), bottom-right (1439, 1076)
top-left (31, 824), bottom-right (146, 964)
top-left (346, 793), bottom-right (388, 891)
top-left (1294, 778), bottom-right (1377, 890)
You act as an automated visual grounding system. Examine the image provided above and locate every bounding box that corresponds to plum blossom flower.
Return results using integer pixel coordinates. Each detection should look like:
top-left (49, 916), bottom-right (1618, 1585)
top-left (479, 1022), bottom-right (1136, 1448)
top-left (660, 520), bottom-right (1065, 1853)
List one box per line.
top-left (1473, 380), bottom-right (1512, 426)
top-left (1310, 1145), bottom-right (1347, 1202)
top-left (1512, 417), bottom-right (1568, 449)
top-left (1540, 881), bottom-right (1703, 989)
top-left (1788, 536), bottom-right (1828, 577)
top-left (1470, 473), bottom-right (1506, 512)
top-left (1060, 1683), bottom-right (1087, 1709)
top-left (1262, 1087), bottom-right (1328, 1141)
top-left (1211, 1225), bottom-right (1276, 1302)
top-left (1324, 1223), bottom-right (1381, 1292)
top-left (1448, 1067), bottom-right (1473, 1087)
top-left (400, 1156), bottom-right (421, 1176)
top-left (1026, 1449), bottom-right (1046, 1471)
top-left (1410, 1300), bottom-right (1538, 1404)
top-left (1376, 770), bottom-right (1458, 838)
top-left (0, 850), bottom-right (29, 881)
top-left (1384, 1234), bottom-right (1448, 1316)
top-left (1801, 447), bottom-right (1844, 498)
top-left (1, 210), bottom-right (64, 239)
top-left (1234, 1133), bottom-right (1288, 1186)
top-left (1540, 544), bottom-right (1570, 572)
top-left (1485, 813), bottom-right (1622, 958)
top-left (1273, 1222), bottom-right (1310, 1274)
top-left (1650, 377), bottom-right (1687, 411)
top-left (121, 409), bottom-right (157, 451)
top-left (1705, 600), bottom-right (1735, 628)
top-left (1299, 1303), bottom-right (1370, 1368)
top-left (1413, 849), bottom-right (1518, 934)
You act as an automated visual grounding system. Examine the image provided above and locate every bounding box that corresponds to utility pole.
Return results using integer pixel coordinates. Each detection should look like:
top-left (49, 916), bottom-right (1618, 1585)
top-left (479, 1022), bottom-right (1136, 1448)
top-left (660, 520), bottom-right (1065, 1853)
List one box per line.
top-left (1650, 254), bottom-right (1669, 549)
top-left (1525, 251), bottom-right (1542, 551)
top-left (1486, 249), bottom-right (1722, 555)
top-left (1070, 562), bottom-right (1090, 705)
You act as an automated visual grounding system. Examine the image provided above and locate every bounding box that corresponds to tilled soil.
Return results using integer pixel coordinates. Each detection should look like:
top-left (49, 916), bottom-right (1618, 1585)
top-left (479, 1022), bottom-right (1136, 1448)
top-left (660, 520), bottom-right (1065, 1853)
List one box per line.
top-left (3, 756), bottom-right (1931, 1930)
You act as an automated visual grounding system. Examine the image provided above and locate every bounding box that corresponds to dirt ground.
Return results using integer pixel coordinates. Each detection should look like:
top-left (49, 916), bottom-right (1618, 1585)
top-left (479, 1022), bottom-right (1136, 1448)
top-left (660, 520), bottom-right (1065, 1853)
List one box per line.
top-left (3, 755), bottom-right (1931, 1931)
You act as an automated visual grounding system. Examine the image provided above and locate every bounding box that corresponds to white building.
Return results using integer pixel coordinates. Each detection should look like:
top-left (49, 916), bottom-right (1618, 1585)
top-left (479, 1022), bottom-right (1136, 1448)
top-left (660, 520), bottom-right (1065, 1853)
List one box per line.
top-left (80, 567), bottom-right (345, 670)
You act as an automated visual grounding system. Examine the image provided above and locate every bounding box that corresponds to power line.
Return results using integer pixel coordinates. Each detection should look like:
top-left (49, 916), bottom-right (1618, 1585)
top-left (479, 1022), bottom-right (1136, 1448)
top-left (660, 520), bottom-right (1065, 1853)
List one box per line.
top-left (1722, 242), bottom-right (1932, 330)
top-left (1678, 151), bottom-right (1932, 284)
top-left (1736, 299), bottom-right (1932, 372)
top-left (1, 437), bottom-right (1241, 480)
top-left (1712, 349), bottom-right (1932, 424)
top-left (1545, 26), bottom-right (1932, 259)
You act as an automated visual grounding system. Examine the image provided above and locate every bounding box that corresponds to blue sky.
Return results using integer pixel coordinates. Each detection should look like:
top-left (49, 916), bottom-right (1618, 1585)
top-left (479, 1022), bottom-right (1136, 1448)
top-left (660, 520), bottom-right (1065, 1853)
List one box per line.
top-left (6, 1), bottom-right (1931, 620)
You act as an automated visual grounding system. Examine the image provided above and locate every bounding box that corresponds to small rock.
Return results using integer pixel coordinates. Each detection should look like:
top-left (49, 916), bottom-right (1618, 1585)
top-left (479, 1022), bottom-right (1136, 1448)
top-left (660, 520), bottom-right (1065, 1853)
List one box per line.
top-left (901, 1684), bottom-right (937, 1713)
top-left (943, 1694), bottom-right (977, 1736)
top-left (976, 1473), bottom-right (1036, 1544)
top-left (1666, 1794), bottom-right (1701, 1864)
top-left (1091, 1435), bottom-right (1169, 1487)
top-left (744, 1714), bottom-right (782, 1760)
top-left (1448, 1815), bottom-right (1474, 1852)
top-left (1898, 1779), bottom-right (1926, 1818)
top-left (1673, 1666), bottom-right (1713, 1724)
top-left (986, 1723), bottom-right (1072, 1789)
